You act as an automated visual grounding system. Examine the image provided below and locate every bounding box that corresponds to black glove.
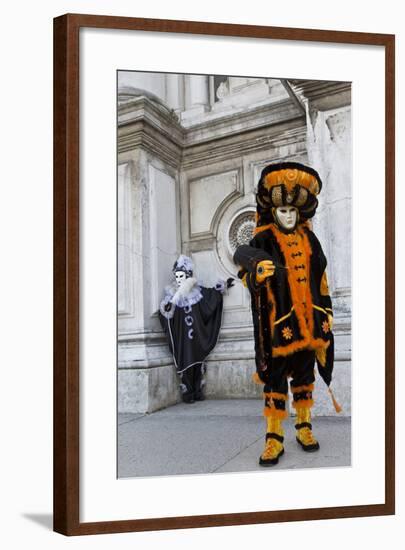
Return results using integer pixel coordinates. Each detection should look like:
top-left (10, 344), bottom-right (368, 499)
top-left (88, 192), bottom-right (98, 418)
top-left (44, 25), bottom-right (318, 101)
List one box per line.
top-left (226, 277), bottom-right (235, 289)
top-left (164, 302), bottom-right (173, 312)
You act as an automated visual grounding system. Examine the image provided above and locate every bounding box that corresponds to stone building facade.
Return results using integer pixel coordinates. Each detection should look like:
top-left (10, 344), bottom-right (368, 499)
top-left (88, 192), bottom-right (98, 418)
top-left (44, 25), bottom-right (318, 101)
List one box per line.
top-left (117, 72), bottom-right (352, 416)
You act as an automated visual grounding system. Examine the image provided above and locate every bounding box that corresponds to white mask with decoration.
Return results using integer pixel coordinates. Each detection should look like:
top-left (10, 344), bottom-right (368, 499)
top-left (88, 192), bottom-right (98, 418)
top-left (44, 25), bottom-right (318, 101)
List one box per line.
top-left (274, 205), bottom-right (298, 231)
top-left (175, 270), bottom-right (187, 288)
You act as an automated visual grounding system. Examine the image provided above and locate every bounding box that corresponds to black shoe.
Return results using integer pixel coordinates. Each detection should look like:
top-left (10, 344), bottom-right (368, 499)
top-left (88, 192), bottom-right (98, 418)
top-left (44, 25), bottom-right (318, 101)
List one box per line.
top-left (259, 448), bottom-right (284, 467)
top-left (296, 436), bottom-right (320, 452)
top-left (295, 423), bottom-right (320, 452)
top-left (194, 391), bottom-right (205, 401)
top-left (182, 393), bottom-right (195, 404)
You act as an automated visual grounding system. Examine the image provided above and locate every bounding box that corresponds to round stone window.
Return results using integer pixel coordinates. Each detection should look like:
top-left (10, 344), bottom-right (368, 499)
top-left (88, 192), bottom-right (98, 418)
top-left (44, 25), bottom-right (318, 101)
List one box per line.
top-left (228, 211), bottom-right (256, 254)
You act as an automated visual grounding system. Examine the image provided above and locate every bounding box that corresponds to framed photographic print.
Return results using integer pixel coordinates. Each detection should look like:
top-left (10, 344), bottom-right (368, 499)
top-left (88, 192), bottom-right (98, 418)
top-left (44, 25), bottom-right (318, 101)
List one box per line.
top-left (53, 13), bottom-right (395, 535)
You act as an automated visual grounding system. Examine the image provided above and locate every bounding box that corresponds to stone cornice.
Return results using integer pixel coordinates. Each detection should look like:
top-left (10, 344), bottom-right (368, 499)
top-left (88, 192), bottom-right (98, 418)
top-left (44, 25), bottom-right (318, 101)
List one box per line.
top-left (288, 79), bottom-right (351, 111)
top-left (118, 95), bottom-right (306, 169)
top-left (184, 98), bottom-right (303, 146)
top-left (119, 119), bottom-right (183, 168)
top-left (118, 95), bottom-right (185, 168)
top-left (182, 122), bottom-right (307, 169)
top-left (119, 95), bottom-right (184, 140)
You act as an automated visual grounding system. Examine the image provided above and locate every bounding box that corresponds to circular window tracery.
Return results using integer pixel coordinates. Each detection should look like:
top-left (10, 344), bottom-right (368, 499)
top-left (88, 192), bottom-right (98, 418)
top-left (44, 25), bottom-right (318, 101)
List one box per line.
top-left (228, 211), bottom-right (256, 253)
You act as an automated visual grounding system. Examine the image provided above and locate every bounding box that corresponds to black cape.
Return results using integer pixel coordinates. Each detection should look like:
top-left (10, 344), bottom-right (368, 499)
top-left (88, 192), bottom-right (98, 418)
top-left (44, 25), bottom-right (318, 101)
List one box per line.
top-left (234, 225), bottom-right (334, 387)
top-left (159, 286), bottom-right (223, 374)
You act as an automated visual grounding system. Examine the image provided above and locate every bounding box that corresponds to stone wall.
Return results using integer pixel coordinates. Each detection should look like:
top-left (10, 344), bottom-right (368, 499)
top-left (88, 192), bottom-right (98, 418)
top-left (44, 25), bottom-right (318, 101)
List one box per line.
top-left (117, 74), bottom-right (352, 416)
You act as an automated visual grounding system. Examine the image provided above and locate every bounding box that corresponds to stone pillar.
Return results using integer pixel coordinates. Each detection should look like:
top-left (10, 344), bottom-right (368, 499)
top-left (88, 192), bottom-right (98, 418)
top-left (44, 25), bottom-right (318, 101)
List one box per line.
top-left (290, 80), bottom-right (352, 416)
top-left (118, 151), bottom-right (181, 414)
top-left (165, 73), bottom-right (185, 114)
top-left (181, 75), bottom-right (209, 122)
top-left (117, 94), bottom-right (184, 414)
top-left (306, 105), bottom-right (352, 320)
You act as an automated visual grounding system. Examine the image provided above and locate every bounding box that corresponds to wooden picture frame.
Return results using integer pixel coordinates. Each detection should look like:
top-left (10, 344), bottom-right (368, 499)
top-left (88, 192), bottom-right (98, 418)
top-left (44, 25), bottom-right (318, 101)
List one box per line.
top-left (53, 13), bottom-right (395, 536)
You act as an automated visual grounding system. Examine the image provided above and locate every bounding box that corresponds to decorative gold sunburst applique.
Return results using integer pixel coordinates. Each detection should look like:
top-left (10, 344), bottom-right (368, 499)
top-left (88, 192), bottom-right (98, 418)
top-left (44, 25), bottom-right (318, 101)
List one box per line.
top-left (322, 320), bottom-right (330, 333)
top-left (282, 326), bottom-right (293, 340)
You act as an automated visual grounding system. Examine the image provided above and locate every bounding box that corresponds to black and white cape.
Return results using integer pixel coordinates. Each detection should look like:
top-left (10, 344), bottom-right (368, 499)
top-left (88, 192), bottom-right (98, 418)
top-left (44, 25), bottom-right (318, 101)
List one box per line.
top-left (159, 277), bottom-right (225, 378)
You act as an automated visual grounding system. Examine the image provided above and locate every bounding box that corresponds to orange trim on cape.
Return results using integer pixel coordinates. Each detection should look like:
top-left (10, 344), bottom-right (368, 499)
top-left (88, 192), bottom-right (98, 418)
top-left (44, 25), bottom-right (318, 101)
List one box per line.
top-left (263, 223), bottom-right (329, 356)
top-left (252, 372), bottom-right (263, 385)
top-left (273, 338), bottom-right (330, 358)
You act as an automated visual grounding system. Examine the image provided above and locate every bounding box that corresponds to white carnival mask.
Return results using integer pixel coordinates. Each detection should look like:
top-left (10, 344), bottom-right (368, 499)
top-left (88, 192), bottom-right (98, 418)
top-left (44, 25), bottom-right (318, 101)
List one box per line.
top-left (175, 270), bottom-right (187, 288)
top-left (275, 206), bottom-right (298, 230)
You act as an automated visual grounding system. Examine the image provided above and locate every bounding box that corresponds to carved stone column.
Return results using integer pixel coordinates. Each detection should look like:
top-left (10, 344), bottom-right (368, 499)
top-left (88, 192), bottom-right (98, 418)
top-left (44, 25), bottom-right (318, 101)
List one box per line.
top-left (165, 73), bottom-right (185, 114)
top-left (117, 95), bottom-right (183, 414)
top-left (182, 75), bottom-right (209, 122)
top-left (288, 79), bottom-right (352, 415)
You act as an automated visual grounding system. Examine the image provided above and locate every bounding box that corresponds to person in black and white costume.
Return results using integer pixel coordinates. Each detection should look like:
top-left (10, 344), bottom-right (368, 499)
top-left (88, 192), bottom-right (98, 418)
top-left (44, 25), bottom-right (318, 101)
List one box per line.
top-left (159, 255), bottom-right (234, 403)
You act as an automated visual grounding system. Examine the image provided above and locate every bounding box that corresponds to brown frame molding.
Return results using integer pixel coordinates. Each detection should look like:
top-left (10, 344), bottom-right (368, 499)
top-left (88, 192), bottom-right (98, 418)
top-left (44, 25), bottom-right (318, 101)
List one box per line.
top-left (53, 13), bottom-right (395, 536)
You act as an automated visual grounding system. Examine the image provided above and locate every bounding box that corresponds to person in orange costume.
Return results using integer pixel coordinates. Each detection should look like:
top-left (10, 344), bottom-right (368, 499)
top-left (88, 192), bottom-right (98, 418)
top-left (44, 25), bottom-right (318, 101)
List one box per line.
top-left (234, 162), bottom-right (339, 466)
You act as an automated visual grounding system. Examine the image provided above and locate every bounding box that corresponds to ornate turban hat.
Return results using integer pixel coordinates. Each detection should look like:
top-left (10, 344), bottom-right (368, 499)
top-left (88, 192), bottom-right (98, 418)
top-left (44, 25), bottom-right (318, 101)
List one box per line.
top-left (256, 161), bottom-right (323, 228)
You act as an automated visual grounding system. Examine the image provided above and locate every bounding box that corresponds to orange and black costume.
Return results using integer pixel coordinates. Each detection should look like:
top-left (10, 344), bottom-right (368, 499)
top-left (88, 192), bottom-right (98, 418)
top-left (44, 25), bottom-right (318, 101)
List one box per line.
top-left (233, 161), bottom-right (337, 465)
top-left (234, 223), bottom-right (334, 415)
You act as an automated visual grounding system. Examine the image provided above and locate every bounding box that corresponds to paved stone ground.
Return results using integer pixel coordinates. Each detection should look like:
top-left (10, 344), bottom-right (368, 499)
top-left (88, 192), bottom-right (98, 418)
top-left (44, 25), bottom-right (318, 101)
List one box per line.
top-left (118, 399), bottom-right (351, 478)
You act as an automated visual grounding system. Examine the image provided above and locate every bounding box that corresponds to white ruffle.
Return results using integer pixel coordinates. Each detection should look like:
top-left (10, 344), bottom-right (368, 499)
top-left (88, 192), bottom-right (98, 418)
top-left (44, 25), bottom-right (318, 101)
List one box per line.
top-left (159, 277), bottom-right (203, 315)
top-left (214, 279), bottom-right (226, 294)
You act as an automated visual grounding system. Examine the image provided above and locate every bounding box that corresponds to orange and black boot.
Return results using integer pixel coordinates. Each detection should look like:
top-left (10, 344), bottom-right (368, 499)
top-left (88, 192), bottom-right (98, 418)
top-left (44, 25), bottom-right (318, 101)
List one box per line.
top-left (259, 391), bottom-right (288, 466)
top-left (295, 406), bottom-right (320, 452)
top-left (292, 383), bottom-right (320, 451)
top-left (259, 416), bottom-right (285, 466)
